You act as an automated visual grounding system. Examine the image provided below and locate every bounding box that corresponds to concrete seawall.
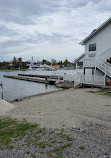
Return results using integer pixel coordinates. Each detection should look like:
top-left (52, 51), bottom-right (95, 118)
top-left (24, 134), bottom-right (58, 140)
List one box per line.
top-left (0, 99), bottom-right (15, 116)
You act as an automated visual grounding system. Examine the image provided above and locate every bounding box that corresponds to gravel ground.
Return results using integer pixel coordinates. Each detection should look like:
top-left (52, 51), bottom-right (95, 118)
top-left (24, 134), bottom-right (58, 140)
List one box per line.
top-left (7, 88), bottom-right (111, 128)
top-left (0, 88), bottom-right (111, 157)
top-left (0, 122), bottom-right (110, 158)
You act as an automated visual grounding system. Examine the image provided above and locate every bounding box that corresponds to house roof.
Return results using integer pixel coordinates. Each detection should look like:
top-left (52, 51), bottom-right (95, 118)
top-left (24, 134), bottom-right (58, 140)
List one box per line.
top-left (80, 17), bottom-right (111, 45)
top-left (74, 53), bottom-right (85, 63)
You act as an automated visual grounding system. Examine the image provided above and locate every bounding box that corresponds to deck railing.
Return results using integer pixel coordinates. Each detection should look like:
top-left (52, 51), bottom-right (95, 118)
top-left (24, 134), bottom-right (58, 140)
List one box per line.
top-left (74, 48), bottom-right (111, 87)
top-left (84, 58), bottom-right (111, 78)
top-left (74, 75), bottom-right (82, 87)
top-left (82, 75), bottom-right (104, 85)
top-left (63, 74), bottom-right (76, 82)
top-left (74, 74), bottom-right (105, 87)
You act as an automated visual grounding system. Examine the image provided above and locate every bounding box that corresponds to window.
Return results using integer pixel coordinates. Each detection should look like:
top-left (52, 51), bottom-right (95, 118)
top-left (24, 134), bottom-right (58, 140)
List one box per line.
top-left (89, 44), bottom-right (96, 51)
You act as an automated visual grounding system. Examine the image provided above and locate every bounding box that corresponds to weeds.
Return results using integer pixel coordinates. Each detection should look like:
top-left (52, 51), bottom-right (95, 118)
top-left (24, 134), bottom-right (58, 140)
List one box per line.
top-left (90, 88), bottom-right (111, 96)
top-left (79, 146), bottom-right (85, 150)
top-left (0, 117), bottom-right (38, 148)
top-left (47, 143), bottom-right (72, 157)
top-left (0, 117), bottom-right (73, 157)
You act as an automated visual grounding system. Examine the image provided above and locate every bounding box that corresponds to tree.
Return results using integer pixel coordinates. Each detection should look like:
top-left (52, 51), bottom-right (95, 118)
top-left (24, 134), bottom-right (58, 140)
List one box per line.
top-left (41, 59), bottom-right (46, 65)
top-left (12, 56), bottom-right (17, 67)
top-left (22, 62), bottom-right (27, 69)
top-left (57, 60), bottom-right (63, 68)
top-left (51, 59), bottom-right (57, 65)
top-left (63, 59), bottom-right (70, 67)
top-left (12, 56), bottom-right (27, 69)
top-left (41, 59), bottom-right (51, 65)
top-left (18, 57), bottom-right (22, 69)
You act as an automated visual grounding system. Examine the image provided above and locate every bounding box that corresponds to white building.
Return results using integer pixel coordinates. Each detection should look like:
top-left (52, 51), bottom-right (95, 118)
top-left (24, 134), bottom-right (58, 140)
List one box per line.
top-left (74, 17), bottom-right (111, 87)
top-left (74, 53), bottom-right (85, 68)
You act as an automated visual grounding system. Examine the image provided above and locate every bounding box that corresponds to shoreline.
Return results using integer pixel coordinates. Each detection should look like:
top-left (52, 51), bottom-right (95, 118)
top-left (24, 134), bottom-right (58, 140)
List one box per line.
top-left (1, 88), bottom-right (111, 157)
top-left (10, 88), bottom-right (64, 103)
top-left (6, 88), bottom-right (111, 129)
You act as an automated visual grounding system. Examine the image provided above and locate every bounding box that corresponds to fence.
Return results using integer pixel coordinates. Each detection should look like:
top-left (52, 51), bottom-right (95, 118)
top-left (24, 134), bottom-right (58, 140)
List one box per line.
top-left (63, 74), bottom-right (76, 82)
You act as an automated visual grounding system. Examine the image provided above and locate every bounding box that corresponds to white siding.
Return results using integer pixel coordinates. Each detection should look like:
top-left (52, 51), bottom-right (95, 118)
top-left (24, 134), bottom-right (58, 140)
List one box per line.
top-left (76, 55), bottom-right (85, 63)
top-left (85, 23), bottom-right (111, 60)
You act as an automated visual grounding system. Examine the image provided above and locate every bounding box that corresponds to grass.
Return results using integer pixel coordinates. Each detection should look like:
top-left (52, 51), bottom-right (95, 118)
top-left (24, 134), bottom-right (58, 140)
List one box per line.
top-left (37, 142), bottom-right (46, 149)
top-left (0, 117), bottom-right (38, 148)
top-left (47, 143), bottom-right (72, 157)
top-left (0, 117), bottom-right (73, 157)
top-left (90, 88), bottom-right (111, 97)
top-left (79, 146), bottom-right (85, 150)
top-left (26, 150), bottom-right (30, 154)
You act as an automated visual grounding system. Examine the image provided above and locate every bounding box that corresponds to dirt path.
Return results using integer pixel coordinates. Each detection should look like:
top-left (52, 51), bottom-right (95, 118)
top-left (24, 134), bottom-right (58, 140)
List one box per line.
top-left (7, 88), bottom-right (111, 129)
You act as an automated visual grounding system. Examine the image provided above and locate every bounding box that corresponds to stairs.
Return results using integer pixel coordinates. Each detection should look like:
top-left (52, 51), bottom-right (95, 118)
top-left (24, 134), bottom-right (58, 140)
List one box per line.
top-left (96, 48), bottom-right (111, 78)
top-left (99, 48), bottom-right (111, 61)
top-left (74, 75), bottom-right (82, 87)
top-left (74, 48), bottom-right (111, 87)
top-left (96, 59), bottom-right (111, 78)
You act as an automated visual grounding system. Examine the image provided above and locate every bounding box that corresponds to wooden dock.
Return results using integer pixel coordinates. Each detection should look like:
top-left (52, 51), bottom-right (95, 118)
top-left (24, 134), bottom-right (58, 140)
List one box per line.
top-left (18, 74), bottom-right (63, 80)
top-left (3, 75), bottom-right (58, 84)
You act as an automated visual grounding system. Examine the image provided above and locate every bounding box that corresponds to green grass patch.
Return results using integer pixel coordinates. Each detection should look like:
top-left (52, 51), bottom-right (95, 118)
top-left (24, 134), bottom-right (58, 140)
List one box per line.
top-left (47, 143), bottom-right (72, 157)
top-left (90, 88), bottom-right (111, 96)
top-left (0, 117), bottom-right (73, 157)
top-left (37, 142), bottom-right (46, 149)
top-left (0, 117), bottom-right (37, 148)
top-left (26, 150), bottom-right (30, 154)
top-left (79, 146), bottom-right (85, 150)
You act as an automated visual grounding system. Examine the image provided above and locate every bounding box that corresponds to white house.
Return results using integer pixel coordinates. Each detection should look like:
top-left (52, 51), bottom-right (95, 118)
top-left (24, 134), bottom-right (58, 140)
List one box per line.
top-left (74, 17), bottom-right (111, 87)
top-left (74, 53), bottom-right (85, 68)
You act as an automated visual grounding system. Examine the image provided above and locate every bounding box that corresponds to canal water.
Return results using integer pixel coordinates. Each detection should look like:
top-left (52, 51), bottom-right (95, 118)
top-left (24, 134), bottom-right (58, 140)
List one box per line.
top-left (0, 69), bottom-right (82, 101)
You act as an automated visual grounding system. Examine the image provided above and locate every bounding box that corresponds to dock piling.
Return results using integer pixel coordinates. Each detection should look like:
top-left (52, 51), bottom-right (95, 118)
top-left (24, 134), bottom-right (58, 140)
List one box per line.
top-left (0, 82), bottom-right (3, 99)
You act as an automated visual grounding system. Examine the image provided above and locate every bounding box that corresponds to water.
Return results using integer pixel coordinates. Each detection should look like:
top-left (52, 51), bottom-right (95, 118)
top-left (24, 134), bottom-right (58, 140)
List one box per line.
top-left (0, 69), bottom-right (82, 101)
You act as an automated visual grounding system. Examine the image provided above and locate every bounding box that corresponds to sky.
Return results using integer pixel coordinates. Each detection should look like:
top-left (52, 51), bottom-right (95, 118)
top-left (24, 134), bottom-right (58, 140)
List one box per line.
top-left (0, 0), bottom-right (111, 62)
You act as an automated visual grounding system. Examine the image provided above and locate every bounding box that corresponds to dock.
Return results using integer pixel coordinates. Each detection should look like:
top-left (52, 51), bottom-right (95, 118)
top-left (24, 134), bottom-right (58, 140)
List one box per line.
top-left (18, 74), bottom-right (63, 80)
top-left (4, 74), bottom-right (76, 88)
top-left (3, 75), bottom-right (59, 85)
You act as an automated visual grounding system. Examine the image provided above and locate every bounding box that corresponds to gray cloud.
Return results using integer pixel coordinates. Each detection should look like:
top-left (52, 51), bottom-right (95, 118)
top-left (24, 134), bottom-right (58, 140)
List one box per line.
top-left (0, 0), bottom-right (93, 24)
top-left (0, 0), bottom-right (111, 61)
top-left (0, 24), bottom-right (17, 36)
top-left (0, 0), bottom-right (110, 23)
top-left (0, 32), bottom-right (78, 49)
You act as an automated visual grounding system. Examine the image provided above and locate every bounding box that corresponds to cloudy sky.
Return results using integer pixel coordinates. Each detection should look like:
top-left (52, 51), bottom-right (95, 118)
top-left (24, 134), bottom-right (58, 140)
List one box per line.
top-left (0, 0), bottom-right (111, 62)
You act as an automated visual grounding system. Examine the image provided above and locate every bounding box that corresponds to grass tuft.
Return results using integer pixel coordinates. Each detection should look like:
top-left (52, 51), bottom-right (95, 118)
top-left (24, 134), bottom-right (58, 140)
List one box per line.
top-left (0, 117), bottom-right (73, 157)
top-left (90, 88), bottom-right (111, 97)
top-left (0, 117), bottom-right (37, 148)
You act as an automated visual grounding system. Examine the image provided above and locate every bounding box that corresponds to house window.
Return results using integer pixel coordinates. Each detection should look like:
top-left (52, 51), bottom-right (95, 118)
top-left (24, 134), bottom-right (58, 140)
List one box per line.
top-left (89, 44), bottom-right (96, 51)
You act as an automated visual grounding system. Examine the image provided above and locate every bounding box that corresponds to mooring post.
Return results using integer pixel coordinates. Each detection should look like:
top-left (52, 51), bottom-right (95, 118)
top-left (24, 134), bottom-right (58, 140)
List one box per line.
top-left (45, 77), bottom-right (47, 83)
top-left (0, 82), bottom-right (3, 99)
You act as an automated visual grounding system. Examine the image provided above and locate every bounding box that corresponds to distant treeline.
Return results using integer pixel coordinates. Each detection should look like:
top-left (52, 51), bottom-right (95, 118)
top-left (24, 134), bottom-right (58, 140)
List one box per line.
top-left (0, 57), bottom-right (73, 69)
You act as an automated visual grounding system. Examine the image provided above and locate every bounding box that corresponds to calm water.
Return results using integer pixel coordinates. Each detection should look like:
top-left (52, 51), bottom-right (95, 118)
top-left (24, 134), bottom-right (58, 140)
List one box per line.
top-left (0, 69), bottom-right (82, 101)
